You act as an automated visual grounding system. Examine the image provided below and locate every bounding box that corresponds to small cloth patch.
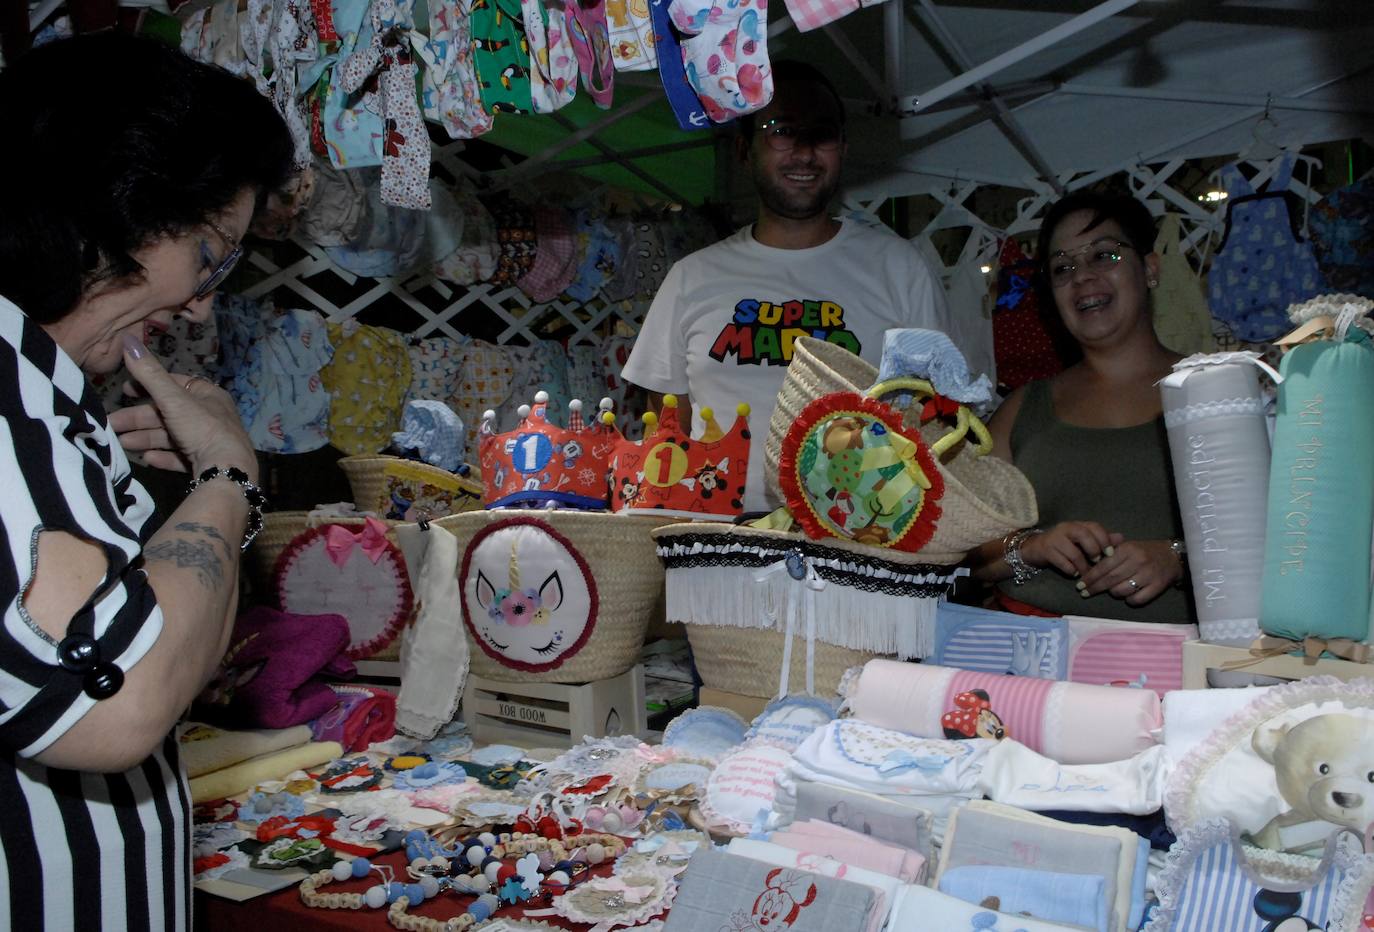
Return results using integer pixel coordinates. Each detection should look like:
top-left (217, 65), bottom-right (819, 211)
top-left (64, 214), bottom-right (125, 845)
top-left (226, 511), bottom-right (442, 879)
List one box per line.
top-left (780, 392), bottom-right (944, 552)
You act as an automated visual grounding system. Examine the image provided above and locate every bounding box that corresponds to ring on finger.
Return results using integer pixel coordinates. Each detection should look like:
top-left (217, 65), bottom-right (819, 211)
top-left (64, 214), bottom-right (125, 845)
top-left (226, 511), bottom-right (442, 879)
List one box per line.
top-left (1127, 578), bottom-right (1139, 591)
top-left (183, 374), bottom-right (209, 391)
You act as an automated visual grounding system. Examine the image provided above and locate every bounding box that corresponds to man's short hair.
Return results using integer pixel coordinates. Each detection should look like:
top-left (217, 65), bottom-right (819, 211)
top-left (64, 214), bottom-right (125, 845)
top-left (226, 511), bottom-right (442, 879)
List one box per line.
top-left (738, 60), bottom-right (847, 138)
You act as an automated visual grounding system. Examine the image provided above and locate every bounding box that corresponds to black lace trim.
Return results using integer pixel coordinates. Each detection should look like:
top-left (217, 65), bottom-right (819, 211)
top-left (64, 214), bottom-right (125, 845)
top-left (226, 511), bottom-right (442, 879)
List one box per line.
top-left (655, 533), bottom-right (959, 598)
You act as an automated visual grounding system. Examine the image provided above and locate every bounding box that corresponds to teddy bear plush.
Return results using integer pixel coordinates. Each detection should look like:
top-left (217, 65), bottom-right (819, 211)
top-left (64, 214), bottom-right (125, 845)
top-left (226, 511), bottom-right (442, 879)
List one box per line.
top-left (1247, 711), bottom-right (1374, 852)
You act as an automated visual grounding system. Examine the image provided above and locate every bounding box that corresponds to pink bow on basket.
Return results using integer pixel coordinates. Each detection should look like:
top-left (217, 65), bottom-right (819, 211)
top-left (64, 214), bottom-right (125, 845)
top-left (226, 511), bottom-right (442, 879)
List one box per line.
top-left (323, 518), bottom-right (392, 568)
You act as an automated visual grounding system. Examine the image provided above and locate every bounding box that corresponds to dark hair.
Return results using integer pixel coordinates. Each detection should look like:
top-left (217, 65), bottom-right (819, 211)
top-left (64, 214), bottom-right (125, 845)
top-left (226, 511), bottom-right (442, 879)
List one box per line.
top-left (0, 33), bottom-right (295, 323)
top-left (738, 60), bottom-right (847, 138)
top-left (1035, 190), bottom-right (1157, 276)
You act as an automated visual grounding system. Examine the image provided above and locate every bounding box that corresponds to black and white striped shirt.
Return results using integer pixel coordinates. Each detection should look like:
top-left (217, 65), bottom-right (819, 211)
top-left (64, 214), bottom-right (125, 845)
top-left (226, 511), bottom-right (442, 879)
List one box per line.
top-left (0, 296), bottom-right (190, 930)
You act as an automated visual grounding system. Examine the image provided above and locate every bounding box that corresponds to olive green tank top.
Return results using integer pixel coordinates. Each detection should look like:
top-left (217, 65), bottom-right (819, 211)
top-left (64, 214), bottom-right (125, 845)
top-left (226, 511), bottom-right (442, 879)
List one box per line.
top-left (998, 379), bottom-right (1196, 623)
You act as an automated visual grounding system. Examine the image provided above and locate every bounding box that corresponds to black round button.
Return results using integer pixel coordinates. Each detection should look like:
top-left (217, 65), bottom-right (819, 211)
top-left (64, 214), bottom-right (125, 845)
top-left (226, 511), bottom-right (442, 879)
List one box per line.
top-left (57, 635), bottom-right (100, 673)
top-left (82, 662), bottom-right (124, 700)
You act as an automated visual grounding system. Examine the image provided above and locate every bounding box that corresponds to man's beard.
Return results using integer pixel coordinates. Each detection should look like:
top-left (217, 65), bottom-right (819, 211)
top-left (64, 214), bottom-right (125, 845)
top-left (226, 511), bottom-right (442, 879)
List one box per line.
top-left (752, 161), bottom-right (839, 220)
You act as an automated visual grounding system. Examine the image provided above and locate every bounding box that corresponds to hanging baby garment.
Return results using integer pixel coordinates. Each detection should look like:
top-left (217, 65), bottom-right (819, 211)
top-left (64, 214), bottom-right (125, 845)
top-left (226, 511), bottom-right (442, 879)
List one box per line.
top-left (567, 0), bottom-right (615, 108)
top-left (336, 0), bottom-right (430, 208)
top-left (991, 236), bottom-right (1067, 392)
top-left (650, 0), bottom-right (710, 130)
top-left (1207, 155), bottom-right (1327, 342)
top-left (522, 0), bottom-right (578, 112)
top-left (605, 0), bottom-right (655, 70)
top-left (470, 0), bottom-right (535, 115)
top-left (415, 0), bottom-right (494, 139)
top-left (1308, 177), bottom-right (1374, 300)
top-left (670, 0), bottom-right (773, 122)
top-left (322, 0), bottom-right (386, 169)
top-left (1151, 213), bottom-right (1216, 357)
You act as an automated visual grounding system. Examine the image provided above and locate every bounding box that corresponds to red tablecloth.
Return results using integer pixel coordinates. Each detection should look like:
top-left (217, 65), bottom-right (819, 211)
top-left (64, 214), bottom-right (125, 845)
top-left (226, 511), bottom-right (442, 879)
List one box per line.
top-left (196, 847), bottom-right (619, 932)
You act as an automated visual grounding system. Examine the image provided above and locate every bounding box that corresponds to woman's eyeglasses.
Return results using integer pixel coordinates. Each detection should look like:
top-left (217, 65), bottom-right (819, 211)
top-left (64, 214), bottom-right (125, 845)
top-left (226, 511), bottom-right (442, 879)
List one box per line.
top-left (193, 220), bottom-right (243, 301)
top-left (756, 119), bottom-right (845, 152)
top-left (1047, 239), bottom-right (1134, 287)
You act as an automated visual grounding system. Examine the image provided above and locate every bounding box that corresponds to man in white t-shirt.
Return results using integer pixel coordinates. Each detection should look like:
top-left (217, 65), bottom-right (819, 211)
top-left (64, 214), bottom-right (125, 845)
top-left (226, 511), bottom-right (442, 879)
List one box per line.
top-left (622, 61), bottom-right (955, 514)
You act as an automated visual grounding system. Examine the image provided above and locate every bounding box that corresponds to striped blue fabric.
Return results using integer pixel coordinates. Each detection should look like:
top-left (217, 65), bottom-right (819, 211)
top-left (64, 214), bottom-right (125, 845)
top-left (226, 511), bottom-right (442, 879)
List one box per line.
top-left (1150, 821), bottom-right (1355, 932)
top-left (932, 602), bottom-right (1068, 679)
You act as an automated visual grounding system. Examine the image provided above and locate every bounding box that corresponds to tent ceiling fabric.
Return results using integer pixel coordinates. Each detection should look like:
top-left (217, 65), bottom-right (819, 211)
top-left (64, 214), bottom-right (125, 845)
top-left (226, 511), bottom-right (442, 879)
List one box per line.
top-left (504, 1), bottom-right (1374, 205)
top-left (831, 0), bottom-right (1374, 198)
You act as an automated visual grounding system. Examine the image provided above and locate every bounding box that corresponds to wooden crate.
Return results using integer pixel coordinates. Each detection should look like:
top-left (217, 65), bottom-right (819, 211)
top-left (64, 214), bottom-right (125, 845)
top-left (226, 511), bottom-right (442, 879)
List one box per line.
top-left (1182, 640), bottom-right (1374, 689)
top-left (462, 665), bottom-right (646, 749)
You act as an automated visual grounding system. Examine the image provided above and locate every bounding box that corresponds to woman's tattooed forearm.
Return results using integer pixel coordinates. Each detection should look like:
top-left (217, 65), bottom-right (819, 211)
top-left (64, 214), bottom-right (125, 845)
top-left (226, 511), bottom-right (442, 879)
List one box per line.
top-left (143, 527), bottom-right (227, 590)
top-left (172, 521), bottom-right (231, 555)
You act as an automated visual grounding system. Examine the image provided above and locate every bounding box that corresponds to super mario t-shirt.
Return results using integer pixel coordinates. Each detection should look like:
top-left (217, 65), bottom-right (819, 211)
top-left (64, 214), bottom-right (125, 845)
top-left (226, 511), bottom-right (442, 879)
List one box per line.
top-left (622, 219), bottom-right (953, 513)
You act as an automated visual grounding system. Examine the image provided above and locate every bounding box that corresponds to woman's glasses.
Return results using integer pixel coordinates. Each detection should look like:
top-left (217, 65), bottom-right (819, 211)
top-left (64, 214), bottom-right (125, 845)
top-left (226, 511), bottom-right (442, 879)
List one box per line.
top-left (192, 220), bottom-right (243, 301)
top-left (1047, 239), bottom-right (1134, 288)
top-left (756, 119), bottom-right (845, 152)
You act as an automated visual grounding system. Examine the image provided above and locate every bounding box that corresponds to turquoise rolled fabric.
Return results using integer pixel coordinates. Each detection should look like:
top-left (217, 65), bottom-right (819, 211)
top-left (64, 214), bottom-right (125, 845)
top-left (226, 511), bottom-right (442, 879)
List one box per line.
top-left (1260, 329), bottom-right (1374, 641)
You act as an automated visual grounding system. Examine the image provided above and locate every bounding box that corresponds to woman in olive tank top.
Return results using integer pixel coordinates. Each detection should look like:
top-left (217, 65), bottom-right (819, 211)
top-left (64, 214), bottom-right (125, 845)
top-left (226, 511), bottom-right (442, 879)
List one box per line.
top-left (967, 192), bottom-right (1196, 624)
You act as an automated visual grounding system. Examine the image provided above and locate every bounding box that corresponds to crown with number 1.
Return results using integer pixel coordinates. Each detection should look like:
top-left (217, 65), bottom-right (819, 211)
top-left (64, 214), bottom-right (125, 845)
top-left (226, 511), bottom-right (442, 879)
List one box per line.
top-left (478, 392), bottom-right (622, 510)
top-left (608, 395), bottom-right (751, 519)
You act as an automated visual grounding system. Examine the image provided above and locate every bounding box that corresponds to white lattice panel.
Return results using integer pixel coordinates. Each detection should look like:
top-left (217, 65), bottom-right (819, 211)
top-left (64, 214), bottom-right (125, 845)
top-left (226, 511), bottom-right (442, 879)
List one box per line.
top-left (243, 235), bottom-right (646, 346)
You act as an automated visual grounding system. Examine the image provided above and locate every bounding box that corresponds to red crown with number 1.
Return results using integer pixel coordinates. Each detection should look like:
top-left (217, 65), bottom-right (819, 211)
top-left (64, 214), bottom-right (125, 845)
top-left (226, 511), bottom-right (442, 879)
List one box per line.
top-left (608, 395), bottom-right (751, 519)
top-left (479, 393), bottom-right (622, 510)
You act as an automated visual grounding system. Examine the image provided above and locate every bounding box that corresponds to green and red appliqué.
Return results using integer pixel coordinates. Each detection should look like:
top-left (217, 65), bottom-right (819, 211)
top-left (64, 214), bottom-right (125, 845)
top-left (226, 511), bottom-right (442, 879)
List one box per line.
top-left (779, 392), bottom-right (944, 553)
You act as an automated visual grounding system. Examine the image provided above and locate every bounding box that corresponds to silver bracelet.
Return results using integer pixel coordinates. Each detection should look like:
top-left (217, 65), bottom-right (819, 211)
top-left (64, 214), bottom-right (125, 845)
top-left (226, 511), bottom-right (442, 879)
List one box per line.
top-left (1003, 527), bottom-right (1043, 586)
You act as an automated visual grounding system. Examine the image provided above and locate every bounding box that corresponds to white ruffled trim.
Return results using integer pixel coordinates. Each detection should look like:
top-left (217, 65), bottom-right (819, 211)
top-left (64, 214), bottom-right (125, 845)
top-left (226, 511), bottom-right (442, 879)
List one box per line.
top-left (663, 566), bottom-right (941, 658)
top-left (1162, 396), bottom-right (1266, 428)
top-left (1331, 837), bottom-right (1374, 932)
top-left (1162, 676), bottom-right (1374, 836)
top-left (1147, 818), bottom-right (1371, 932)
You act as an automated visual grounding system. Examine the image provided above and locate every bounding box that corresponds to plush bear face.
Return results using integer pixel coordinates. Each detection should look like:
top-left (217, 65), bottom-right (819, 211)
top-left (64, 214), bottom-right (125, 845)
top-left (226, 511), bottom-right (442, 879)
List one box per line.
top-left (1253, 712), bottom-right (1374, 831)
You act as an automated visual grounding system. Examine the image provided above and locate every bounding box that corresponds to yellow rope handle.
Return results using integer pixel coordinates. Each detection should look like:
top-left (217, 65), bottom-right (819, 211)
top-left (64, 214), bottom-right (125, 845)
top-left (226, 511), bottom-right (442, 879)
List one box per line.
top-left (865, 378), bottom-right (994, 457)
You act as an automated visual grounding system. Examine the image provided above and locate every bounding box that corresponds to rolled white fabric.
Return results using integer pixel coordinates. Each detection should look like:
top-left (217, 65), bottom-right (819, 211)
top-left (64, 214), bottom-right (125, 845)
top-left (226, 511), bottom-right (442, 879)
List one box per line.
top-left (1160, 355), bottom-right (1275, 645)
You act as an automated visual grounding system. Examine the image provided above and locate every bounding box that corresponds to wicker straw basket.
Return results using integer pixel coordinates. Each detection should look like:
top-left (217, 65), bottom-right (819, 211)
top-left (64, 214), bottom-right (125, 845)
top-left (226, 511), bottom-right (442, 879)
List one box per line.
top-left (687, 625), bottom-right (878, 699)
top-left (766, 335), bottom-right (1037, 556)
top-left (433, 510), bottom-right (666, 684)
top-left (245, 511), bottom-right (409, 661)
top-left (653, 523), bottom-right (966, 694)
top-left (337, 454), bottom-right (483, 519)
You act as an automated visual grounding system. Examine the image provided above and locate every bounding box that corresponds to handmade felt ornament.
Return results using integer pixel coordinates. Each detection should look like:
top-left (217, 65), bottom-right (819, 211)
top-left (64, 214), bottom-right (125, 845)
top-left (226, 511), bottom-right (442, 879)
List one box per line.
top-left (779, 390), bottom-right (944, 552)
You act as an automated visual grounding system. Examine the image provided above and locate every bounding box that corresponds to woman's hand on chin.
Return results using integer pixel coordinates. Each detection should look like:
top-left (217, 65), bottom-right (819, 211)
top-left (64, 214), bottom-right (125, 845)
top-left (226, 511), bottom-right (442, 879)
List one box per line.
top-left (1021, 521), bottom-right (1121, 578)
top-left (1079, 539), bottom-right (1182, 606)
top-left (107, 334), bottom-right (257, 480)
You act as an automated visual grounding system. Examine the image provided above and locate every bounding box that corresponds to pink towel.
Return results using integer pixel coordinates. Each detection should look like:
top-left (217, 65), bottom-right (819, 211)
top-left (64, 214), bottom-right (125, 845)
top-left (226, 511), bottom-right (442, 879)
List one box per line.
top-left (771, 820), bottom-right (926, 883)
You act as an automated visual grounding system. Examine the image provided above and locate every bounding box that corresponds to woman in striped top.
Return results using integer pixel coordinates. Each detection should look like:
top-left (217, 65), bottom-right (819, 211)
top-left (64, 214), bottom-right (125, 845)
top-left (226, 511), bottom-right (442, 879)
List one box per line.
top-left (0, 34), bottom-right (292, 930)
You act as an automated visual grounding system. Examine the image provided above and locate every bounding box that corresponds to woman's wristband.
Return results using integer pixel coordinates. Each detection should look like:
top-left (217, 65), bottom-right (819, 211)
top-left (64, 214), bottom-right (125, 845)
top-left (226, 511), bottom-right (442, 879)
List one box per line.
top-left (1002, 527), bottom-right (1043, 585)
top-left (187, 465), bottom-right (266, 551)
